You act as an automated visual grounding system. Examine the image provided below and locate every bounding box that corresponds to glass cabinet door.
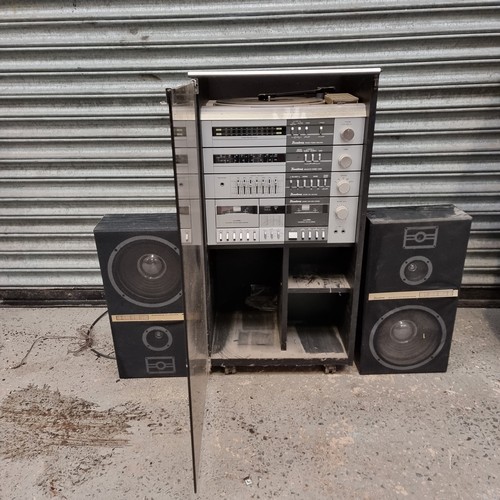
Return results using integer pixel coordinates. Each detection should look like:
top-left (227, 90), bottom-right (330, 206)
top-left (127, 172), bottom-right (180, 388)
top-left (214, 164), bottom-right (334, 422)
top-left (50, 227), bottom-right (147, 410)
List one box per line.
top-left (167, 81), bottom-right (208, 493)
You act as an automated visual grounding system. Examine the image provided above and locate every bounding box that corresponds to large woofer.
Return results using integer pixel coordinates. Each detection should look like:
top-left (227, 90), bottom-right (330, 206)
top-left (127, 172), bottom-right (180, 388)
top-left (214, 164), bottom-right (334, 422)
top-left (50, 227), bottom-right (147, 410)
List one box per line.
top-left (369, 305), bottom-right (446, 370)
top-left (400, 256), bottom-right (433, 286)
top-left (107, 235), bottom-right (182, 307)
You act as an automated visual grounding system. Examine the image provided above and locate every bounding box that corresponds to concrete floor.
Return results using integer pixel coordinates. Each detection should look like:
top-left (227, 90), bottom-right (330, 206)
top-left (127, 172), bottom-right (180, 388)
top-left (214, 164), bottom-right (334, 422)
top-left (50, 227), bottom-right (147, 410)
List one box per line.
top-left (0, 307), bottom-right (498, 500)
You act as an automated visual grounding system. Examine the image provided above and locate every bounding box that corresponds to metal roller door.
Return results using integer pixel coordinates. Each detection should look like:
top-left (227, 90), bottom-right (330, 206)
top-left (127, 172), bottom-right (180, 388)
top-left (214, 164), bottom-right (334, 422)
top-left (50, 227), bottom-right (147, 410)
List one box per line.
top-left (0, 1), bottom-right (498, 301)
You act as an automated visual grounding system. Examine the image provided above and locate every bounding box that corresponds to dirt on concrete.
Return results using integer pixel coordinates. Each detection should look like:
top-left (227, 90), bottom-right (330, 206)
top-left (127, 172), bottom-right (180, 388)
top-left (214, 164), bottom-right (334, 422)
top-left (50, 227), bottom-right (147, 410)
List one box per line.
top-left (0, 307), bottom-right (499, 499)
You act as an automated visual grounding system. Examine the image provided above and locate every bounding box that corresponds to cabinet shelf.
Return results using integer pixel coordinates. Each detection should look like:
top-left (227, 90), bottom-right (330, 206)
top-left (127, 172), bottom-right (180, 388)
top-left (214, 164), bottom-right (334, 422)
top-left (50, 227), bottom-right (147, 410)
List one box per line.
top-left (287, 273), bottom-right (351, 293)
top-left (210, 310), bottom-right (348, 364)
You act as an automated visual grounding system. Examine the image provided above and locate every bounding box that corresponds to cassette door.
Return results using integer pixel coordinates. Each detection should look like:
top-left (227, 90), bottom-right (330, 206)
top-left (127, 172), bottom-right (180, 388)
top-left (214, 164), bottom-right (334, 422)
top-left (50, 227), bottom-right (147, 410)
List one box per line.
top-left (167, 81), bottom-right (209, 493)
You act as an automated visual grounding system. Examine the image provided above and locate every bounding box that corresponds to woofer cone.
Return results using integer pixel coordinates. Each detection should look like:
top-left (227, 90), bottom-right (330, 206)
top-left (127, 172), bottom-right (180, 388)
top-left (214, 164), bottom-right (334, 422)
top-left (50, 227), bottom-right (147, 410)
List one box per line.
top-left (369, 305), bottom-right (446, 370)
top-left (107, 235), bottom-right (182, 308)
top-left (400, 256), bottom-right (433, 285)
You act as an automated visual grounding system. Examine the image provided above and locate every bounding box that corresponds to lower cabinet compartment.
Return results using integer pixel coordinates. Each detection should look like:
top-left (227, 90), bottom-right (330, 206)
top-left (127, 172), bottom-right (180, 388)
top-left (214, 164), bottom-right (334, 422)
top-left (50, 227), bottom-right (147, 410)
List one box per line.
top-left (210, 307), bottom-right (349, 365)
top-left (209, 247), bottom-right (283, 365)
top-left (210, 247), bottom-right (282, 313)
top-left (211, 309), bottom-right (282, 360)
top-left (209, 246), bottom-right (355, 368)
top-left (286, 293), bottom-right (350, 359)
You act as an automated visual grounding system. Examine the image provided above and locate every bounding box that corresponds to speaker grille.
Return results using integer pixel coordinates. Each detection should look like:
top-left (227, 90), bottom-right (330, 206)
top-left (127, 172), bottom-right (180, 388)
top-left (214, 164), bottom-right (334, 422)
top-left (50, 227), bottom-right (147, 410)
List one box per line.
top-left (107, 235), bottom-right (182, 308)
top-left (369, 305), bottom-right (447, 370)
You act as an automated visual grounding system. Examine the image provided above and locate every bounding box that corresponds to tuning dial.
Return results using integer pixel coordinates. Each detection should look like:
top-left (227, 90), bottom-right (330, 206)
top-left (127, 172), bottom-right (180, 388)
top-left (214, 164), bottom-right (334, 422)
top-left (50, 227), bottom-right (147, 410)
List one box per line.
top-left (338, 154), bottom-right (353, 169)
top-left (335, 205), bottom-right (349, 220)
top-left (336, 179), bottom-right (351, 194)
top-left (340, 127), bottom-right (355, 142)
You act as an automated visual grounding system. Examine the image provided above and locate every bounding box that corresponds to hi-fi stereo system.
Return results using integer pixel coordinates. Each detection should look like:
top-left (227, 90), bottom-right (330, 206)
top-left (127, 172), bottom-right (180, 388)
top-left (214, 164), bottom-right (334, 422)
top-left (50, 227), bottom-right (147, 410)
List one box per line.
top-left (94, 213), bottom-right (188, 378)
top-left (356, 205), bottom-right (472, 374)
top-left (97, 69), bottom-right (382, 377)
top-left (201, 94), bottom-right (366, 246)
top-left (94, 70), bottom-right (472, 492)
top-left (93, 69), bottom-right (471, 382)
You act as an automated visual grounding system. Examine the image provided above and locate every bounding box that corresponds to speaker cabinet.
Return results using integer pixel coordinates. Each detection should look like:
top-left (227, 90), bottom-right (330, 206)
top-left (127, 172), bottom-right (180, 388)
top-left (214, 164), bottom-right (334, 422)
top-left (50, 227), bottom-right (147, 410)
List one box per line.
top-left (94, 213), bottom-right (188, 378)
top-left (357, 205), bottom-right (471, 374)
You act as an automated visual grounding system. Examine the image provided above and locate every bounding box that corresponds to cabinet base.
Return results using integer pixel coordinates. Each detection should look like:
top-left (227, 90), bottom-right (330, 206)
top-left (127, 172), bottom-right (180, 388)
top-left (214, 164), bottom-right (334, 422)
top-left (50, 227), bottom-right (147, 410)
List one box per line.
top-left (210, 309), bottom-right (349, 367)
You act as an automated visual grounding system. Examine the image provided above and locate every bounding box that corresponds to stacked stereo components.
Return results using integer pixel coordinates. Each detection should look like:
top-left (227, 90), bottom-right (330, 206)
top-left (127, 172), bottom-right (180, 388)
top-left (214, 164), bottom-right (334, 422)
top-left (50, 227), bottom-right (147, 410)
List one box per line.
top-left (201, 97), bottom-right (366, 246)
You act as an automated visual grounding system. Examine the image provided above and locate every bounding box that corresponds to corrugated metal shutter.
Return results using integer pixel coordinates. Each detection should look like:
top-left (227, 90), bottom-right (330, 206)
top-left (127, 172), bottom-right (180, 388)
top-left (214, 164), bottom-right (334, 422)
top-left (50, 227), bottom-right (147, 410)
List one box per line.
top-left (1, 1), bottom-right (499, 292)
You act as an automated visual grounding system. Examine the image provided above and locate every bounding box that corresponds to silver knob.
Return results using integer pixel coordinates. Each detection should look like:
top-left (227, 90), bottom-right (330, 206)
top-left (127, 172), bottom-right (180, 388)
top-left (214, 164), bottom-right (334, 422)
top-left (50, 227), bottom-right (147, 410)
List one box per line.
top-left (340, 127), bottom-right (355, 142)
top-left (338, 154), bottom-right (353, 169)
top-left (336, 179), bottom-right (351, 194)
top-left (335, 205), bottom-right (349, 220)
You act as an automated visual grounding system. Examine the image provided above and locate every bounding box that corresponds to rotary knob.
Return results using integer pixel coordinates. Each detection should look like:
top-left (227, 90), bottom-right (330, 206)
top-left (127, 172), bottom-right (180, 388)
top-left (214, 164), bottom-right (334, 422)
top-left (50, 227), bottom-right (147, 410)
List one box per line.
top-left (335, 205), bottom-right (349, 220)
top-left (340, 127), bottom-right (355, 142)
top-left (338, 154), bottom-right (353, 169)
top-left (336, 179), bottom-right (351, 194)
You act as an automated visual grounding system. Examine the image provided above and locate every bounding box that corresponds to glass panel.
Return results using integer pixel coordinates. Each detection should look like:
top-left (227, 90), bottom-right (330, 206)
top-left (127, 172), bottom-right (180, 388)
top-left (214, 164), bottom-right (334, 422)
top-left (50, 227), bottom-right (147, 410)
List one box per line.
top-left (167, 81), bottom-right (208, 493)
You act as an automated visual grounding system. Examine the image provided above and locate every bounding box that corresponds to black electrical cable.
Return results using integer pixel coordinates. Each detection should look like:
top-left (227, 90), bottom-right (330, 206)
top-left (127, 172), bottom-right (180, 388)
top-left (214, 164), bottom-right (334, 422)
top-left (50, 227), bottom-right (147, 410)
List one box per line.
top-left (11, 309), bottom-right (115, 368)
top-left (88, 309), bottom-right (116, 360)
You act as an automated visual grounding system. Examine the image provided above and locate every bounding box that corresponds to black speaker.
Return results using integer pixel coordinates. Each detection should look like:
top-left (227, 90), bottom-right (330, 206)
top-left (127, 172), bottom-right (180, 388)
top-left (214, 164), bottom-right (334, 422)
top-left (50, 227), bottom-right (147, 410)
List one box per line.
top-left (357, 205), bottom-right (471, 374)
top-left (94, 213), bottom-right (188, 378)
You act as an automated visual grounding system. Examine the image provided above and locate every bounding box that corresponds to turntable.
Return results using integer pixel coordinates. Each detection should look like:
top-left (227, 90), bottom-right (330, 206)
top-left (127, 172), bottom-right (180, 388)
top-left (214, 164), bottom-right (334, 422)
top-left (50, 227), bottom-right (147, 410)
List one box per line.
top-left (213, 96), bottom-right (325, 106)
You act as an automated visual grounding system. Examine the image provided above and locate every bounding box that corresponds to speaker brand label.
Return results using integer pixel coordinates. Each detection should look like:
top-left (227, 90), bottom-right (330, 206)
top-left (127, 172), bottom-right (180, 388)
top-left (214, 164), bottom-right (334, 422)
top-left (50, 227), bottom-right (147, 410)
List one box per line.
top-left (111, 313), bottom-right (185, 322)
top-left (368, 289), bottom-right (458, 301)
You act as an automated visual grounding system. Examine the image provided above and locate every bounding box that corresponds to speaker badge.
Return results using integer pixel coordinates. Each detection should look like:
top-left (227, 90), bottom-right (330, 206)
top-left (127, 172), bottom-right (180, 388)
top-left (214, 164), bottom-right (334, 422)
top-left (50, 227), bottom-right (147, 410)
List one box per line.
top-left (145, 356), bottom-right (177, 375)
top-left (403, 226), bottom-right (438, 249)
